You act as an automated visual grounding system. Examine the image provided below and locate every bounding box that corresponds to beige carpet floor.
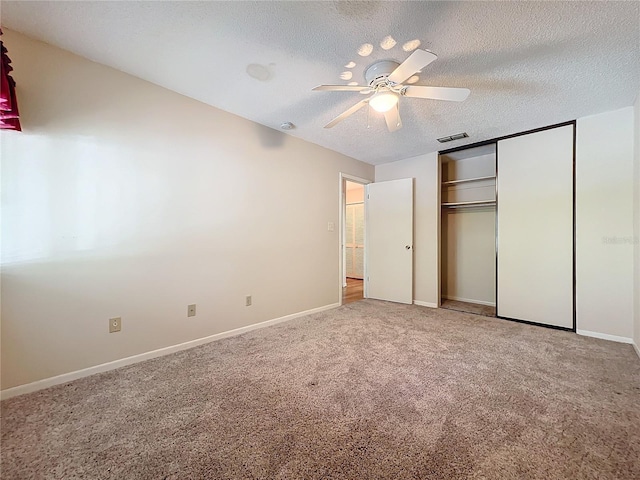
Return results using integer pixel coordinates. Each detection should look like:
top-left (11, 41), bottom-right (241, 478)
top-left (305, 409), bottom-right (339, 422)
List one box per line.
top-left (2, 300), bottom-right (639, 479)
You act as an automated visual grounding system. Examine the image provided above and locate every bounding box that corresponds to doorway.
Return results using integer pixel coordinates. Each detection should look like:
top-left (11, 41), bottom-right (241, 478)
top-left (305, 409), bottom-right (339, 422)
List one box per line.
top-left (343, 180), bottom-right (365, 304)
top-left (340, 174), bottom-right (370, 305)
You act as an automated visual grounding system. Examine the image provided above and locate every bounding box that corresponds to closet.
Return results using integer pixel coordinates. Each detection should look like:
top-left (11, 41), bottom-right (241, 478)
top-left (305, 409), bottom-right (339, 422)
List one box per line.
top-left (440, 144), bottom-right (497, 316)
top-left (438, 122), bottom-right (575, 330)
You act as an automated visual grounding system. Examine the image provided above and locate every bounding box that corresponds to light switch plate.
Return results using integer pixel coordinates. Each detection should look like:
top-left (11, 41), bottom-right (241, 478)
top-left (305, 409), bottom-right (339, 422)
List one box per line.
top-left (188, 304), bottom-right (196, 317)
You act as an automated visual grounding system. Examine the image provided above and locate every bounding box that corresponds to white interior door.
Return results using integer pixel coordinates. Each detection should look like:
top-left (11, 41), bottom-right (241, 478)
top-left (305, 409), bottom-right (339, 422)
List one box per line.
top-left (366, 178), bottom-right (414, 304)
top-left (497, 124), bottom-right (574, 328)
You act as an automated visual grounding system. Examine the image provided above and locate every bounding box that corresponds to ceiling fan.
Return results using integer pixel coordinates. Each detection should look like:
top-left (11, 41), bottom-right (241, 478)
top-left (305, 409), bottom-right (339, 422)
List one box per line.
top-left (313, 50), bottom-right (470, 132)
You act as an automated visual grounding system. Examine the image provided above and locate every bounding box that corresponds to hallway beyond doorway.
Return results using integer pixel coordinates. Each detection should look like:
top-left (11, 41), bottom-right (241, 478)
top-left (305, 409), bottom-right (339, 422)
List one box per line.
top-left (342, 278), bottom-right (363, 304)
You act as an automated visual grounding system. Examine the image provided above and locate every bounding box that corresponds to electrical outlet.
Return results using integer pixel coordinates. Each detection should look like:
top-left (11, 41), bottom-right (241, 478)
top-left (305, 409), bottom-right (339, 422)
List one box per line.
top-left (245, 295), bottom-right (252, 307)
top-left (188, 304), bottom-right (196, 317)
top-left (109, 317), bottom-right (122, 333)
top-left (327, 222), bottom-right (335, 232)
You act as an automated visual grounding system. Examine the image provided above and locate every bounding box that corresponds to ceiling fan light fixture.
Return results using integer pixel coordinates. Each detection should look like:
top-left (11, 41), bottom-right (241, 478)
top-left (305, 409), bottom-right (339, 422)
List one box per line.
top-left (369, 91), bottom-right (398, 113)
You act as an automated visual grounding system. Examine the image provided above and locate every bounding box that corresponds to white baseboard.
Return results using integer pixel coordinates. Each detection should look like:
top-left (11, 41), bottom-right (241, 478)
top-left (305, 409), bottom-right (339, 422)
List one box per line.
top-left (413, 300), bottom-right (438, 308)
top-left (633, 342), bottom-right (640, 359)
top-left (442, 295), bottom-right (496, 307)
top-left (576, 329), bottom-right (634, 344)
top-left (1, 302), bottom-right (340, 401)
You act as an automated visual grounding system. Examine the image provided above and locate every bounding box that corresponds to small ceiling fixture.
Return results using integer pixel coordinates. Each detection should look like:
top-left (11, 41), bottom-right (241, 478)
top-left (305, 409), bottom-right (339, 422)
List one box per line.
top-left (280, 122), bottom-right (295, 130)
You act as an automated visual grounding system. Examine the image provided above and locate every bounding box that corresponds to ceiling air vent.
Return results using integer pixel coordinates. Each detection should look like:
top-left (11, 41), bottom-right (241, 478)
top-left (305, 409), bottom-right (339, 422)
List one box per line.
top-left (437, 132), bottom-right (469, 143)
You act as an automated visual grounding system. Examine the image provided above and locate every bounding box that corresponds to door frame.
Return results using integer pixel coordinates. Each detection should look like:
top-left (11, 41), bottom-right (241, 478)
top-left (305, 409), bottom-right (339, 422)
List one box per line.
top-left (339, 173), bottom-right (372, 305)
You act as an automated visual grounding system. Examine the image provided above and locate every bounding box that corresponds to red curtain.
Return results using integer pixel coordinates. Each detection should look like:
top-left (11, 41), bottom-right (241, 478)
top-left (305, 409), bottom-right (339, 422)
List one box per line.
top-left (1, 29), bottom-right (21, 131)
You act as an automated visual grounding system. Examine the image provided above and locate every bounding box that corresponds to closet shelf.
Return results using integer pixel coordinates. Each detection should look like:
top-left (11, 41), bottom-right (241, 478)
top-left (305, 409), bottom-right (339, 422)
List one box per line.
top-left (441, 200), bottom-right (496, 208)
top-left (442, 175), bottom-right (496, 186)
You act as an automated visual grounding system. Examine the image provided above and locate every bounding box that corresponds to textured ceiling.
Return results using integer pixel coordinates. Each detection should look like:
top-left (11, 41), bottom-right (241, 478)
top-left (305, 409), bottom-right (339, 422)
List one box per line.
top-left (2, 1), bottom-right (639, 165)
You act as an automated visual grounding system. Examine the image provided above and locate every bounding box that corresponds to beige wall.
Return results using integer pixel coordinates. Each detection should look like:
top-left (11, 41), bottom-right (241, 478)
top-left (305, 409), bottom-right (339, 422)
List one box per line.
top-left (0, 30), bottom-right (374, 390)
top-left (375, 153), bottom-right (440, 306)
top-left (634, 92), bottom-right (640, 354)
top-left (576, 107), bottom-right (635, 340)
top-left (442, 209), bottom-right (495, 305)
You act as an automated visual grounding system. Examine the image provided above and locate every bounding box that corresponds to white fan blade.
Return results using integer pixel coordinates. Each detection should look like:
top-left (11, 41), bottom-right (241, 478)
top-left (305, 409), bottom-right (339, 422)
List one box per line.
top-left (387, 49), bottom-right (437, 85)
top-left (313, 85), bottom-right (373, 93)
top-left (383, 104), bottom-right (402, 132)
top-left (324, 99), bottom-right (369, 128)
top-left (402, 86), bottom-right (470, 101)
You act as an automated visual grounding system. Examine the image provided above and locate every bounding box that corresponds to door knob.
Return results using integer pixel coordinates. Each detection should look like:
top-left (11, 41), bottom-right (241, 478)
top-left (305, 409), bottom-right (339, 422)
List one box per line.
top-left (405, 245), bottom-right (412, 250)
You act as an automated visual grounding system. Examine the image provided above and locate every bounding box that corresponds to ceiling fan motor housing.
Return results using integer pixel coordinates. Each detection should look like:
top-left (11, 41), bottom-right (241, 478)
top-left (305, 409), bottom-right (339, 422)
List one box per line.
top-left (364, 60), bottom-right (401, 87)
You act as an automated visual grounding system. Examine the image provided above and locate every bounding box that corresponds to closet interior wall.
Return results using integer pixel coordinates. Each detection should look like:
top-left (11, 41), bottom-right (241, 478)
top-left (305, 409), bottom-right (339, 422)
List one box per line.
top-left (440, 146), bottom-right (497, 308)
